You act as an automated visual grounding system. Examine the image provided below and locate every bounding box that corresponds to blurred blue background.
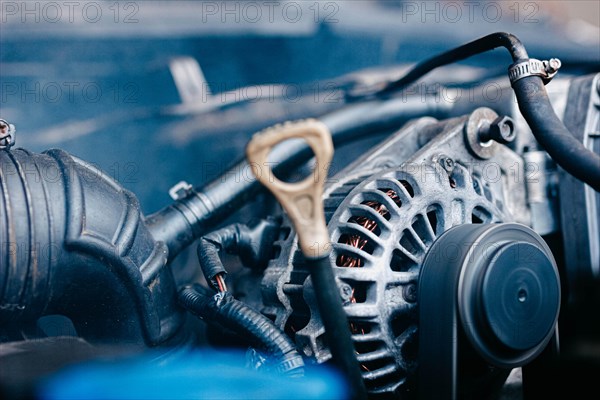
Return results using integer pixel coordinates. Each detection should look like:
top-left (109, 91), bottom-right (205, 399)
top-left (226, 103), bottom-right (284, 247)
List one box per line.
top-left (39, 350), bottom-right (348, 400)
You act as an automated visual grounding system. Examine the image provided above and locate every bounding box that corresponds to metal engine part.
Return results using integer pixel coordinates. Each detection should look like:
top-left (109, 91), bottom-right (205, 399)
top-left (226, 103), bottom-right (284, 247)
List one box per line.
top-left (260, 108), bottom-right (530, 395)
top-left (418, 223), bottom-right (560, 398)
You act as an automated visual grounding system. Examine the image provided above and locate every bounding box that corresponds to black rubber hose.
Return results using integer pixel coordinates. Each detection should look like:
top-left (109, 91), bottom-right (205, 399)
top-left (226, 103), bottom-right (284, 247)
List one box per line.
top-left (374, 32), bottom-right (528, 97)
top-left (147, 95), bottom-right (450, 260)
top-left (371, 31), bottom-right (600, 191)
top-left (513, 78), bottom-right (600, 191)
top-left (178, 284), bottom-right (304, 376)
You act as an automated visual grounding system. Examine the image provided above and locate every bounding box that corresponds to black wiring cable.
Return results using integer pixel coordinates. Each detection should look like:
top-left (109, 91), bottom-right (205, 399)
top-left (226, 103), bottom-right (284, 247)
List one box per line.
top-left (367, 32), bottom-right (600, 192)
top-left (181, 219), bottom-right (306, 375)
top-left (196, 218), bottom-right (280, 291)
top-left (178, 284), bottom-right (304, 376)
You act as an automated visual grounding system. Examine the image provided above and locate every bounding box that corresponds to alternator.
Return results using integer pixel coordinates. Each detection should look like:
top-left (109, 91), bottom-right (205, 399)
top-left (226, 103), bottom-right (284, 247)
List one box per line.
top-left (261, 108), bottom-right (530, 396)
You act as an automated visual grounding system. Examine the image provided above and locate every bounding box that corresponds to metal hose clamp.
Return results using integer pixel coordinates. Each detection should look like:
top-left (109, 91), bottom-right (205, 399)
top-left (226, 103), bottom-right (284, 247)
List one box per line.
top-left (508, 58), bottom-right (561, 85)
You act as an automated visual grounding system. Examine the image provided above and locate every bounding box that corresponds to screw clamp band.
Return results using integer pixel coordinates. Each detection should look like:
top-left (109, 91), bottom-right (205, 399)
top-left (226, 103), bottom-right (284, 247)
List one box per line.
top-left (508, 58), bottom-right (561, 85)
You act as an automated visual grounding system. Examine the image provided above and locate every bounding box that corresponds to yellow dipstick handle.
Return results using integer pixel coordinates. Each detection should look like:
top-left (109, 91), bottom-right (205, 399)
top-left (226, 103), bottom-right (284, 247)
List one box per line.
top-left (246, 119), bottom-right (333, 259)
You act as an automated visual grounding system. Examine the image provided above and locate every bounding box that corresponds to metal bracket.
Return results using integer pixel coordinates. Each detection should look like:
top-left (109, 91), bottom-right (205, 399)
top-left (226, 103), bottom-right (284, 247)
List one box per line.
top-left (169, 181), bottom-right (194, 201)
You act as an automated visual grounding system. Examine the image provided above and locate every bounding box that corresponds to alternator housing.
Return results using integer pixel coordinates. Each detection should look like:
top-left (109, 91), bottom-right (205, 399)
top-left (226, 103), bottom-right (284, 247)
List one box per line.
top-left (261, 108), bottom-right (530, 396)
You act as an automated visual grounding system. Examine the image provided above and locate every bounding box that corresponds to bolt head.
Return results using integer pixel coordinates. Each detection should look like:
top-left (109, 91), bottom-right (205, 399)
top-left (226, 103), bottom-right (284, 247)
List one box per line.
top-left (340, 284), bottom-right (353, 301)
top-left (0, 120), bottom-right (14, 149)
top-left (437, 155), bottom-right (454, 172)
top-left (488, 116), bottom-right (516, 144)
top-left (403, 283), bottom-right (417, 303)
top-left (547, 58), bottom-right (561, 72)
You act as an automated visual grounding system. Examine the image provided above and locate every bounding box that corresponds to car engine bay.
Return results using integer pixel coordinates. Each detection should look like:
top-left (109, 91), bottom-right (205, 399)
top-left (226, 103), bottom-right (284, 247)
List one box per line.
top-left (1, 3), bottom-right (599, 399)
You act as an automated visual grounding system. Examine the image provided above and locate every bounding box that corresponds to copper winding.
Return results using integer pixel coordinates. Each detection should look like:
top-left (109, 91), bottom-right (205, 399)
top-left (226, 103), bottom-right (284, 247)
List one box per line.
top-left (336, 189), bottom-right (400, 368)
top-left (337, 189), bottom-right (400, 269)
